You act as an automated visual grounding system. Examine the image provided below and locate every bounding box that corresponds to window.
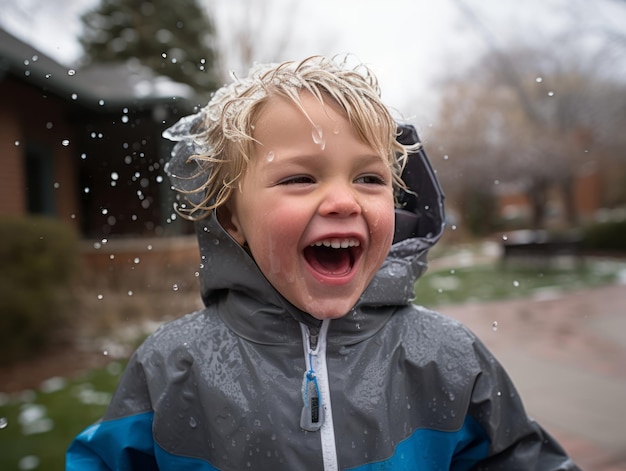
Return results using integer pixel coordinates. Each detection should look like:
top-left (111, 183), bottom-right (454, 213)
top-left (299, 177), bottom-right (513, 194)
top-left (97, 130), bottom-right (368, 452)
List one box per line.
top-left (25, 143), bottom-right (55, 216)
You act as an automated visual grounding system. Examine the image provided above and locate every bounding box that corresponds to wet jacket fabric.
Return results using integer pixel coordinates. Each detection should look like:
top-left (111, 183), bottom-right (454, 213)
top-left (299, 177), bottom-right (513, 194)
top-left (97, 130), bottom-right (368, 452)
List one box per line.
top-left (66, 124), bottom-right (579, 470)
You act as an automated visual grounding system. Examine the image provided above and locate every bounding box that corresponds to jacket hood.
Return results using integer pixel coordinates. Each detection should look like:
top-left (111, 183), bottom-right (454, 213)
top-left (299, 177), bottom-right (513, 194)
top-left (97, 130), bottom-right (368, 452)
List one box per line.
top-left (163, 116), bottom-right (445, 325)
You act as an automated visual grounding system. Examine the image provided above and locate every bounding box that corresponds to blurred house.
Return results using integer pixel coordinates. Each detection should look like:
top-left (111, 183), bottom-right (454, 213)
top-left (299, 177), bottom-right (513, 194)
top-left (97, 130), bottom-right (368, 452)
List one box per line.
top-left (496, 165), bottom-right (603, 228)
top-left (0, 27), bottom-right (199, 238)
top-left (0, 28), bottom-right (205, 284)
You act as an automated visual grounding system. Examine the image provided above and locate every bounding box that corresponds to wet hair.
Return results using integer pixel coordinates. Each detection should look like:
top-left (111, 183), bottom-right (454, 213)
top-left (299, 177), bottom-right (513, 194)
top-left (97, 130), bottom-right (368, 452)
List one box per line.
top-left (175, 55), bottom-right (411, 218)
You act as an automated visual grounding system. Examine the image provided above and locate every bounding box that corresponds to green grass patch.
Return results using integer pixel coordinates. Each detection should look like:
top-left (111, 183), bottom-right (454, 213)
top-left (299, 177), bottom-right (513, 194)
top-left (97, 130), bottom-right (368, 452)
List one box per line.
top-left (0, 361), bottom-right (124, 471)
top-left (415, 258), bottom-right (625, 307)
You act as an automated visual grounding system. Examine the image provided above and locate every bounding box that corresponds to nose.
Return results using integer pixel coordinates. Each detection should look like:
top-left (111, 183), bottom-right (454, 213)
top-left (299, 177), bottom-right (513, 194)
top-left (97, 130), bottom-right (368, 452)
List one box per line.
top-left (318, 181), bottom-right (361, 217)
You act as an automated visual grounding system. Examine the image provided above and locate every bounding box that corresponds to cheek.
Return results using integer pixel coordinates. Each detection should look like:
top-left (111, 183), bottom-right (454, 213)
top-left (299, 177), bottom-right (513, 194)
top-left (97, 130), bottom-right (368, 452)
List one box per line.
top-left (247, 207), bottom-right (302, 277)
top-left (367, 199), bottom-right (396, 242)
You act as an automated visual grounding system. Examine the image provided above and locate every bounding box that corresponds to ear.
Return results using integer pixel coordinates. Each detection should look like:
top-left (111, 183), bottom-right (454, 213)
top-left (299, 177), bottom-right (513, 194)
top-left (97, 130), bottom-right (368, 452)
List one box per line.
top-left (216, 204), bottom-right (246, 246)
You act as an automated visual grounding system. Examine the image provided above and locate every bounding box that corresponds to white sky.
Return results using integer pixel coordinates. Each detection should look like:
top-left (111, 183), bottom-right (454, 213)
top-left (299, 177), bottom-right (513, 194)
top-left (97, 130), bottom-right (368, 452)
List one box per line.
top-left (2, 0), bottom-right (624, 125)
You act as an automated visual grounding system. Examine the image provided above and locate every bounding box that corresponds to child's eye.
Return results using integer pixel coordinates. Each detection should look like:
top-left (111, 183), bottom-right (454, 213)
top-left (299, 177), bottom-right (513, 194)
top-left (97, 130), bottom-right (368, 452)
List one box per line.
top-left (278, 175), bottom-right (315, 185)
top-left (354, 175), bottom-right (387, 185)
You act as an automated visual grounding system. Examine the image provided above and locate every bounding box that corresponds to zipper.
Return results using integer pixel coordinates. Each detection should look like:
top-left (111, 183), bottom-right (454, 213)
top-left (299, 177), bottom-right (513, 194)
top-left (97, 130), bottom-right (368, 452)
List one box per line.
top-left (300, 325), bottom-right (323, 432)
top-left (300, 320), bottom-right (338, 471)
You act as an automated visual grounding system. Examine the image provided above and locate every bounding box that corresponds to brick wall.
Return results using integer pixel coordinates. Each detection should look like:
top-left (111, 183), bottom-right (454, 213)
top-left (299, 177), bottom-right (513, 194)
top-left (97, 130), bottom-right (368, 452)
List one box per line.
top-left (0, 76), bottom-right (80, 229)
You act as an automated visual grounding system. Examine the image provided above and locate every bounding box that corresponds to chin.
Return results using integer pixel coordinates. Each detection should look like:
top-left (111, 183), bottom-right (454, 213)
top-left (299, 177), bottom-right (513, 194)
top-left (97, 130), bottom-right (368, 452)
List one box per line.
top-left (303, 300), bottom-right (357, 320)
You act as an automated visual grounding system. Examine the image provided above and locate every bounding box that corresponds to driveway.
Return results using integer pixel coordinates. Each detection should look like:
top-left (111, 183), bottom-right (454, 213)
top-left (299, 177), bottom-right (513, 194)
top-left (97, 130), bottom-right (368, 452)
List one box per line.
top-left (438, 283), bottom-right (626, 470)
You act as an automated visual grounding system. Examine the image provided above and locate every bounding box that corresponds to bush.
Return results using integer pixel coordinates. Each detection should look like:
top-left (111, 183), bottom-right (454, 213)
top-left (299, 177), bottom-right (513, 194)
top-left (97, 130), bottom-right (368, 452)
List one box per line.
top-left (464, 190), bottom-right (499, 236)
top-left (0, 216), bottom-right (79, 365)
top-left (581, 219), bottom-right (626, 253)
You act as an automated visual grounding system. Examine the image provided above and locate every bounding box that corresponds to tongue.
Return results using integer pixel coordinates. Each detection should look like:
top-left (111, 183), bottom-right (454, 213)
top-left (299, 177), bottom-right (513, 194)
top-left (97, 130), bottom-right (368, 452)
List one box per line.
top-left (304, 246), bottom-right (352, 276)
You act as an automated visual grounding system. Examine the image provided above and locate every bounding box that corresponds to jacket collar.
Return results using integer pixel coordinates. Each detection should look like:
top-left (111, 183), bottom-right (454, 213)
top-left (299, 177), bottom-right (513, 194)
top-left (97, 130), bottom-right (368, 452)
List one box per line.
top-left (196, 214), bottom-right (407, 348)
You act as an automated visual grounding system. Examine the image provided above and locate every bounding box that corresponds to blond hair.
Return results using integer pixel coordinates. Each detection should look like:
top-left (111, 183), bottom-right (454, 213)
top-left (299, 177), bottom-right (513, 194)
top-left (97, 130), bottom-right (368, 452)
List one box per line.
top-left (175, 55), bottom-right (410, 218)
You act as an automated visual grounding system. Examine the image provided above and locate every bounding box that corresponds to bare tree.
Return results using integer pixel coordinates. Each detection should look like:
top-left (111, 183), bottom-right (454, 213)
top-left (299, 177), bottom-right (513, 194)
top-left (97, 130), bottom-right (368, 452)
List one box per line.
top-left (207, 0), bottom-right (302, 82)
top-left (432, 0), bottom-right (626, 231)
top-left (431, 43), bottom-right (625, 231)
top-left (566, 0), bottom-right (626, 55)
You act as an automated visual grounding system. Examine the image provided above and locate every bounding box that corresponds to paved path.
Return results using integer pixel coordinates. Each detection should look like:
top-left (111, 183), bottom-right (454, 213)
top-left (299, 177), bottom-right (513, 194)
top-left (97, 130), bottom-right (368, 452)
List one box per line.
top-left (438, 283), bottom-right (626, 470)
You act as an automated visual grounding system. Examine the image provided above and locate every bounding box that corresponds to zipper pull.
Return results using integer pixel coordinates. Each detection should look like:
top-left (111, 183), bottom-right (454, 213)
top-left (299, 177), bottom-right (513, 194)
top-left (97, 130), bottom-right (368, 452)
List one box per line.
top-left (308, 326), bottom-right (320, 351)
top-left (300, 353), bottom-right (324, 431)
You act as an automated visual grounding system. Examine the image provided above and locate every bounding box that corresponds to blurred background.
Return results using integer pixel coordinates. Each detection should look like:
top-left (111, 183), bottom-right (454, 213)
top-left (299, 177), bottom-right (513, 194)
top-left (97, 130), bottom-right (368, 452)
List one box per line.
top-left (0, 0), bottom-right (625, 469)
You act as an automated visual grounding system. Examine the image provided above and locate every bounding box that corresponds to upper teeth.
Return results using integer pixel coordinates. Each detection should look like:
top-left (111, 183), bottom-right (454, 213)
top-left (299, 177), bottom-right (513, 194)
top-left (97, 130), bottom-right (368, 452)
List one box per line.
top-left (311, 238), bottom-right (360, 249)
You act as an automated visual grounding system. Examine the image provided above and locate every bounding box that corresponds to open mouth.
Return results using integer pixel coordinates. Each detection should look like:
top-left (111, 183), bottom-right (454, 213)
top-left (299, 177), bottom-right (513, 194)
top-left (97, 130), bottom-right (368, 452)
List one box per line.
top-left (303, 238), bottom-right (361, 277)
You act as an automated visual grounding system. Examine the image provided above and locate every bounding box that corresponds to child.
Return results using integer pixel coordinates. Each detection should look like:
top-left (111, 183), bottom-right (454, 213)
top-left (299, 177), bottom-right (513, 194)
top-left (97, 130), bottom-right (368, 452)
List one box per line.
top-left (67, 56), bottom-right (580, 470)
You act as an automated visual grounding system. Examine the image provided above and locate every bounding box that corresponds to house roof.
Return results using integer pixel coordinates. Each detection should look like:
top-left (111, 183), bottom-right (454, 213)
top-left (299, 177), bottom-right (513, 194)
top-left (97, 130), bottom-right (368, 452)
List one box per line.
top-left (0, 27), bottom-right (201, 111)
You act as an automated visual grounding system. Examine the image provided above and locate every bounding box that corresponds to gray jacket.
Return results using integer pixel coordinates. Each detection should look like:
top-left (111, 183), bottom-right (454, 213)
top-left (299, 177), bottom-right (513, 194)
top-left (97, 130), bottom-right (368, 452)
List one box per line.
top-left (66, 124), bottom-right (579, 470)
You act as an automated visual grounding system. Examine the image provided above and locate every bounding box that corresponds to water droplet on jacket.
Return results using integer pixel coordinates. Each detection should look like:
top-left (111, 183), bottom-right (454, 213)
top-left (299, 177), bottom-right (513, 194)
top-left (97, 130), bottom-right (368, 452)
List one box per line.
top-left (189, 416), bottom-right (197, 428)
top-left (0, 417), bottom-right (8, 429)
top-left (67, 69), bottom-right (76, 76)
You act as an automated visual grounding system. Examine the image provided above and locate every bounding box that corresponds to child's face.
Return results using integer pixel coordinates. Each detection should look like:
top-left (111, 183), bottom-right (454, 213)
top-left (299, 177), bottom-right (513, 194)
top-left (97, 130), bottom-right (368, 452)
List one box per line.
top-left (222, 92), bottom-right (395, 319)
